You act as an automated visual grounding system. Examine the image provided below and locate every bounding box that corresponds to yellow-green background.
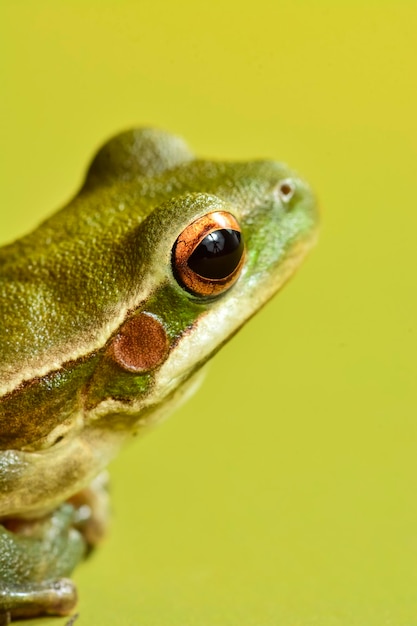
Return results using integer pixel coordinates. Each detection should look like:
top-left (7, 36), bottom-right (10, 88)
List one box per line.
top-left (1, 1), bottom-right (417, 624)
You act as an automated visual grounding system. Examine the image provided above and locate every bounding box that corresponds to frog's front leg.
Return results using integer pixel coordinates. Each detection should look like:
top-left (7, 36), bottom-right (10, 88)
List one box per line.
top-left (0, 503), bottom-right (86, 622)
top-left (0, 578), bottom-right (77, 624)
top-left (0, 472), bottom-right (110, 622)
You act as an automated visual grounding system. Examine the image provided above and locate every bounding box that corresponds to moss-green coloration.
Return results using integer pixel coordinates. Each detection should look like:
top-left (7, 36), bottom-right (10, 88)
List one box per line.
top-left (0, 128), bottom-right (317, 620)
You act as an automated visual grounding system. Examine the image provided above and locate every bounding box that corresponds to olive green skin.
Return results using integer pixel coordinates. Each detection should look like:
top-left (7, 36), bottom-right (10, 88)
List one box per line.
top-left (0, 129), bottom-right (317, 620)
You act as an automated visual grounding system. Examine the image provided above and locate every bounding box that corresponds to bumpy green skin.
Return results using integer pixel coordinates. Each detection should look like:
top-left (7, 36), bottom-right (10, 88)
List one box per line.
top-left (0, 129), bottom-right (317, 620)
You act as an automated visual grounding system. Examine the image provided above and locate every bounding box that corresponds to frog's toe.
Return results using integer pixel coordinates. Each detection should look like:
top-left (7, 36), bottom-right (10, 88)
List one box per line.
top-left (0, 578), bottom-right (77, 621)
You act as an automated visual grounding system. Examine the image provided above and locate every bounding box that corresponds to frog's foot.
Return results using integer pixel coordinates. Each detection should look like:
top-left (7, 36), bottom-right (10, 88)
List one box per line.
top-left (0, 578), bottom-right (76, 622)
top-left (0, 504), bottom-right (86, 622)
top-left (0, 475), bottom-right (109, 621)
top-left (68, 471), bottom-right (110, 547)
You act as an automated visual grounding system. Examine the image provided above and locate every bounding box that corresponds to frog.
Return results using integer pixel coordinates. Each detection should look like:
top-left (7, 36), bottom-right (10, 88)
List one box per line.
top-left (0, 128), bottom-right (318, 622)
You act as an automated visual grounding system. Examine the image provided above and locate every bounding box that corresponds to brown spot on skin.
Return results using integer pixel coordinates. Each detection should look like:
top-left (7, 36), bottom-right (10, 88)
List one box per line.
top-left (109, 313), bottom-right (169, 372)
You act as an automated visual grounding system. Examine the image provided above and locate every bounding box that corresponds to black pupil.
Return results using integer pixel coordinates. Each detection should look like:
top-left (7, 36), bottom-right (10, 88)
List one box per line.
top-left (188, 229), bottom-right (244, 279)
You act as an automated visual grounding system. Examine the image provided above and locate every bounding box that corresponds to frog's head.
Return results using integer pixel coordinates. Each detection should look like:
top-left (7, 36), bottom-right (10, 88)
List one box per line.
top-left (81, 129), bottom-right (318, 428)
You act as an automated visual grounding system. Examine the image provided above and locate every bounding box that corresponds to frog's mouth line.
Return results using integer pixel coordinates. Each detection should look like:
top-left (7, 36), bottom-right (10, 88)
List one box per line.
top-left (154, 226), bottom-right (318, 399)
top-left (118, 228), bottom-right (318, 444)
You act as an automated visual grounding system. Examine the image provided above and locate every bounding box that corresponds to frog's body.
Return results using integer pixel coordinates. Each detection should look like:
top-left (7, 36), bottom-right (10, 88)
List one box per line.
top-left (0, 129), bottom-right (317, 621)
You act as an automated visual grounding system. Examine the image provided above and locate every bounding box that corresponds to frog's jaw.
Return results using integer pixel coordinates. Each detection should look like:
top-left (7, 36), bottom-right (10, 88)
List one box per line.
top-left (154, 226), bottom-right (317, 399)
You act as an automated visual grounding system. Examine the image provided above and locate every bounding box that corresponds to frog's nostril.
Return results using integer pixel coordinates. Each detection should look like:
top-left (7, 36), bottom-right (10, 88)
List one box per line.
top-left (276, 178), bottom-right (296, 203)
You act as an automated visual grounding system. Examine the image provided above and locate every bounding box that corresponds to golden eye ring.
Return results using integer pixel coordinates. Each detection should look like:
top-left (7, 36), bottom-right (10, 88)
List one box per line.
top-left (172, 211), bottom-right (245, 297)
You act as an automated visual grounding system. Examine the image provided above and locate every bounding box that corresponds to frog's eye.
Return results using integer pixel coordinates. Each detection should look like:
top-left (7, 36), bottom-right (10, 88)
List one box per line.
top-left (172, 211), bottom-right (245, 297)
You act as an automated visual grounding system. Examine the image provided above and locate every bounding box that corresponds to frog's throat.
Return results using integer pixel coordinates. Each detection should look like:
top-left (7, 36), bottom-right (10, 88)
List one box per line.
top-left (0, 369), bottom-right (205, 519)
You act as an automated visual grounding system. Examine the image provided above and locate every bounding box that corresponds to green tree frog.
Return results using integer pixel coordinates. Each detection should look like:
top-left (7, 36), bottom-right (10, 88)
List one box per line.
top-left (0, 129), bottom-right (318, 621)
